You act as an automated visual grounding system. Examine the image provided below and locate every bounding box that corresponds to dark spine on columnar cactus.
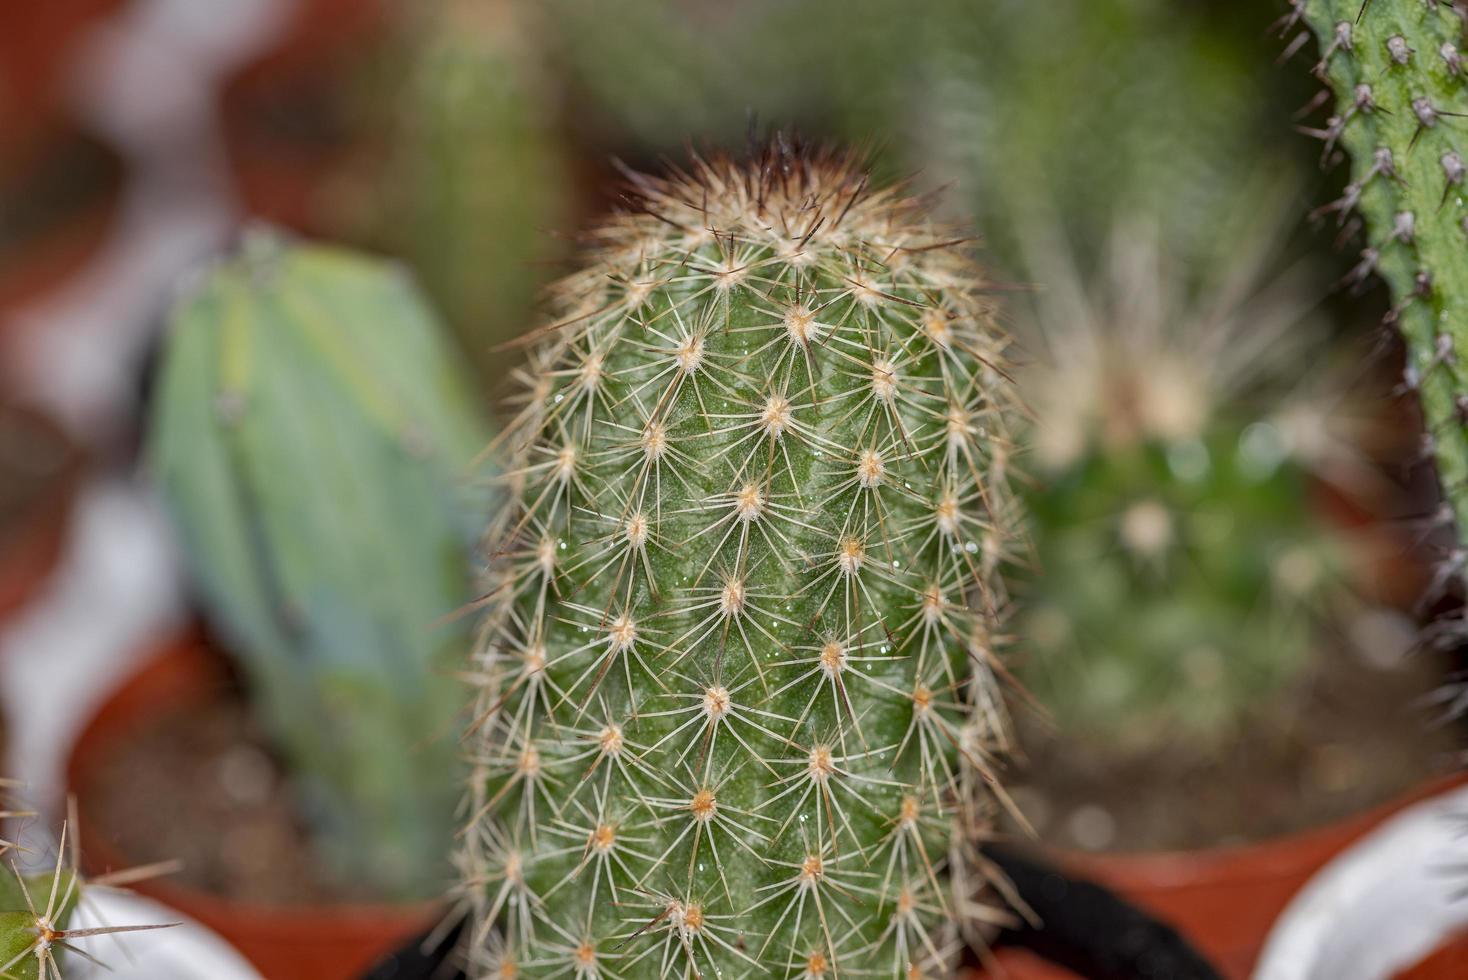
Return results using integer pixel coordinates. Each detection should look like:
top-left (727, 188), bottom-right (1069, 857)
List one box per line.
top-left (463, 143), bottom-right (1020, 978)
top-left (1295, 1), bottom-right (1468, 546)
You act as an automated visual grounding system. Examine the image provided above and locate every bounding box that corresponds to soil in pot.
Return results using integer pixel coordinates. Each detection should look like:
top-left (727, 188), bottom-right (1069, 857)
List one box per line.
top-left (0, 129), bottom-right (124, 321)
top-left (74, 644), bottom-right (375, 906)
top-left (1004, 636), bottom-right (1461, 854)
top-left (69, 634), bottom-right (442, 980)
top-left (79, 685), bottom-right (355, 906)
top-left (977, 631), bottom-right (1465, 979)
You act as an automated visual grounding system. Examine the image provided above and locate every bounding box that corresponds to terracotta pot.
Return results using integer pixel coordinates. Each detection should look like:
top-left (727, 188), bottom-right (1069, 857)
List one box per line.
top-left (1397, 935), bottom-right (1468, 980)
top-left (66, 632), bottom-right (442, 980)
top-left (0, 0), bottom-right (126, 175)
top-left (221, 0), bottom-right (387, 234)
top-left (0, 405), bottom-right (81, 619)
top-left (0, 132), bottom-right (123, 326)
top-left (977, 772), bottom-right (1468, 980)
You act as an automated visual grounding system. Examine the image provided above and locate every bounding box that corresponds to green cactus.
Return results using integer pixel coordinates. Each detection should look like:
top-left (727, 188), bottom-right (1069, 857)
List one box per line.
top-left (924, 0), bottom-right (1297, 276)
top-left (1013, 215), bottom-right (1353, 748)
top-left (149, 230), bottom-right (490, 898)
top-left (543, 0), bottom-right (922, 177)
top-left (0, 870), bottom-right (82, 980)
top-left (0, 794), bottom-right (175, 980)
top-left (1296, 0), bottom-right (1468, 543)
top-left (339, 0), bottom-right (569, 372)
top-left (463, 143), bottom-right (1020, 978)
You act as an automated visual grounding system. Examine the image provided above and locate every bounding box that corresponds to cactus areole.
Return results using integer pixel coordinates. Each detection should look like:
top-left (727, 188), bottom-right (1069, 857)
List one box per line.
top-left (464, 144), bottom-right (1019, 978)
top-left (1297, 0), bottom-right (1468, 540)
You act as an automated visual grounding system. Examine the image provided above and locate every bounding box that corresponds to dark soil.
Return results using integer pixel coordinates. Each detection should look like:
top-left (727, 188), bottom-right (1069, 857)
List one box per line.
top-left (1005, 632), bottom-right (1463, 852)
top-left (77, 685), bottom-right (362, 905)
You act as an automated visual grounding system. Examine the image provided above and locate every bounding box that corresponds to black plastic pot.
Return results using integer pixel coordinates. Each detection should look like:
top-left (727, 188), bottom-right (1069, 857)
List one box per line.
top-left (360, 919), bottom-right (465, 980)
top-left (359, 848), bottom-right (1220, 980)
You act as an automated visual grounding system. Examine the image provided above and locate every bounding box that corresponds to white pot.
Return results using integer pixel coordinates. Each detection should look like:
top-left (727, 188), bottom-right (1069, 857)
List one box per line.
top-left (68, 888), bottom-right (262, 980)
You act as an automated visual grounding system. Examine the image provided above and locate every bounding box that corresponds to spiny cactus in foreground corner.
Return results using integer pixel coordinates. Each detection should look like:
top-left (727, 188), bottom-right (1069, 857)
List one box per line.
top-left (150, 230), bottom-right (490, 898)
top-left (1294, 0), bottom-right (1468, 546)
top-left (0, 791), bottom-right (175, 980)
top-left (463, 142), bottom-right (1021, 979)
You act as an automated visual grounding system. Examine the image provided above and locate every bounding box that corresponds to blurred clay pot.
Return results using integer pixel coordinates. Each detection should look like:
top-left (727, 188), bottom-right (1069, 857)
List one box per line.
top-left (222, 0), bottom-right (387, 233)
top-left (0, 1), bottom-right (126, 174)
top-left (0, 404), bottom-right (81, 619)
top-left (1398, 938), bottom-right (1468, 979)
top-left (974, 773), bottom-right (1468, 980)
top-left (66, 631), bottom-right (442, 980)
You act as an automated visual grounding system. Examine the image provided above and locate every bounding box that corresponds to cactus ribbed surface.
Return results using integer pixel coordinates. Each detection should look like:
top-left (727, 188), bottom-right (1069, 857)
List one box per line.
top-left (464, 144), bottom-right (1019, 978)
top-left (151, 231), bottom-right (490, 897)
top-left (1298, 0), bottom-right (1468, 537)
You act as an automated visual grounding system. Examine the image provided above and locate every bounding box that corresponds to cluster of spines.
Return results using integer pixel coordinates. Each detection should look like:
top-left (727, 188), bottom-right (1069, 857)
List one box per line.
top-left (0, 792), bottom-right (178, 980)
top-left (460, 142), bottom-right (1019, 979)
top-left (1290, 1), bottom-right (1468, 600)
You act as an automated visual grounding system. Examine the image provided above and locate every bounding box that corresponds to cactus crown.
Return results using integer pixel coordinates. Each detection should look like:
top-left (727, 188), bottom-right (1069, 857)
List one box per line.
top-left (465, 142), bottom-right (1019, 978)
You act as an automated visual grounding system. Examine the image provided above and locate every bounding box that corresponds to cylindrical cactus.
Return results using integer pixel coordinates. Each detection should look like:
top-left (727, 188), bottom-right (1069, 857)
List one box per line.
top-left (463, 143), bottom-right (1019, 978)
top-left (338, 0), bottom-right (570, 370)
top-left (150, 230), bottom-right (490, 898)
top-left (1295, 0), bottom-right (1468, 547)
top-left (0, 869), bottom-right (81, 980)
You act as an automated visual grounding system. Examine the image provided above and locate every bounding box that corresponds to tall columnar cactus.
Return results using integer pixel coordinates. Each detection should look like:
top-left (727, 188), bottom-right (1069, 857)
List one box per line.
top-left (1295, 0), bottom-right (1468, 541)
top-left (464, 143), bottom-right (1019, 978)
top-left (150, 231), bottom-right (490, 898)
top-left (350, 0), bottom-right (569, 365)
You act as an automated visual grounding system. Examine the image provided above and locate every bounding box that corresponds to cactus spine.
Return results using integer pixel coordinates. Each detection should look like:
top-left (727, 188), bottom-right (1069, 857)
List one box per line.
top-left (464, 144), bottom-right (1019, 978)
top-left (0, 868), bottom-right (81, 980)
top-left (1297, 0), bottom-right (1468, 539)
top-left (0, 792), bottom-right (173, 979)
top-left (150, 231), bottom-right (490, 898)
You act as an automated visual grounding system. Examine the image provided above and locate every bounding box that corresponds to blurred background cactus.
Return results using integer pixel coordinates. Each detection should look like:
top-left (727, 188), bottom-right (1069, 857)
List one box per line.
top-left (921, 0), bottom-right (1294, 276)
top-left (327, 0), bottom-right (570, 378)
top-left (1013, 211), bottom-right (1359, 749)
top-left (149, 230), bottom-right (490, 898)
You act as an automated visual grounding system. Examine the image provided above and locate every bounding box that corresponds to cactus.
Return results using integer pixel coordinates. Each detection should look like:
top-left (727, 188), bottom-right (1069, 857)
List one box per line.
top-left (0, 870), bottom-right (83, 980)
top-left (925, 0), bottom-right (1296, 276)
top-left (334, 0), bottom-right (569, 371)
top-left (462, 142), bottom-right (1020, 978)
top-left (0, 793), bottom-right (174, 980)
top-left (149, 231), bottom-right (491, 898)
top-left (1294, 0), bottom-right (1468, 548)
top-left (1014, 216), bottom-right (1352, 747)
top-left (544, 0), bottom-right (920, 173)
